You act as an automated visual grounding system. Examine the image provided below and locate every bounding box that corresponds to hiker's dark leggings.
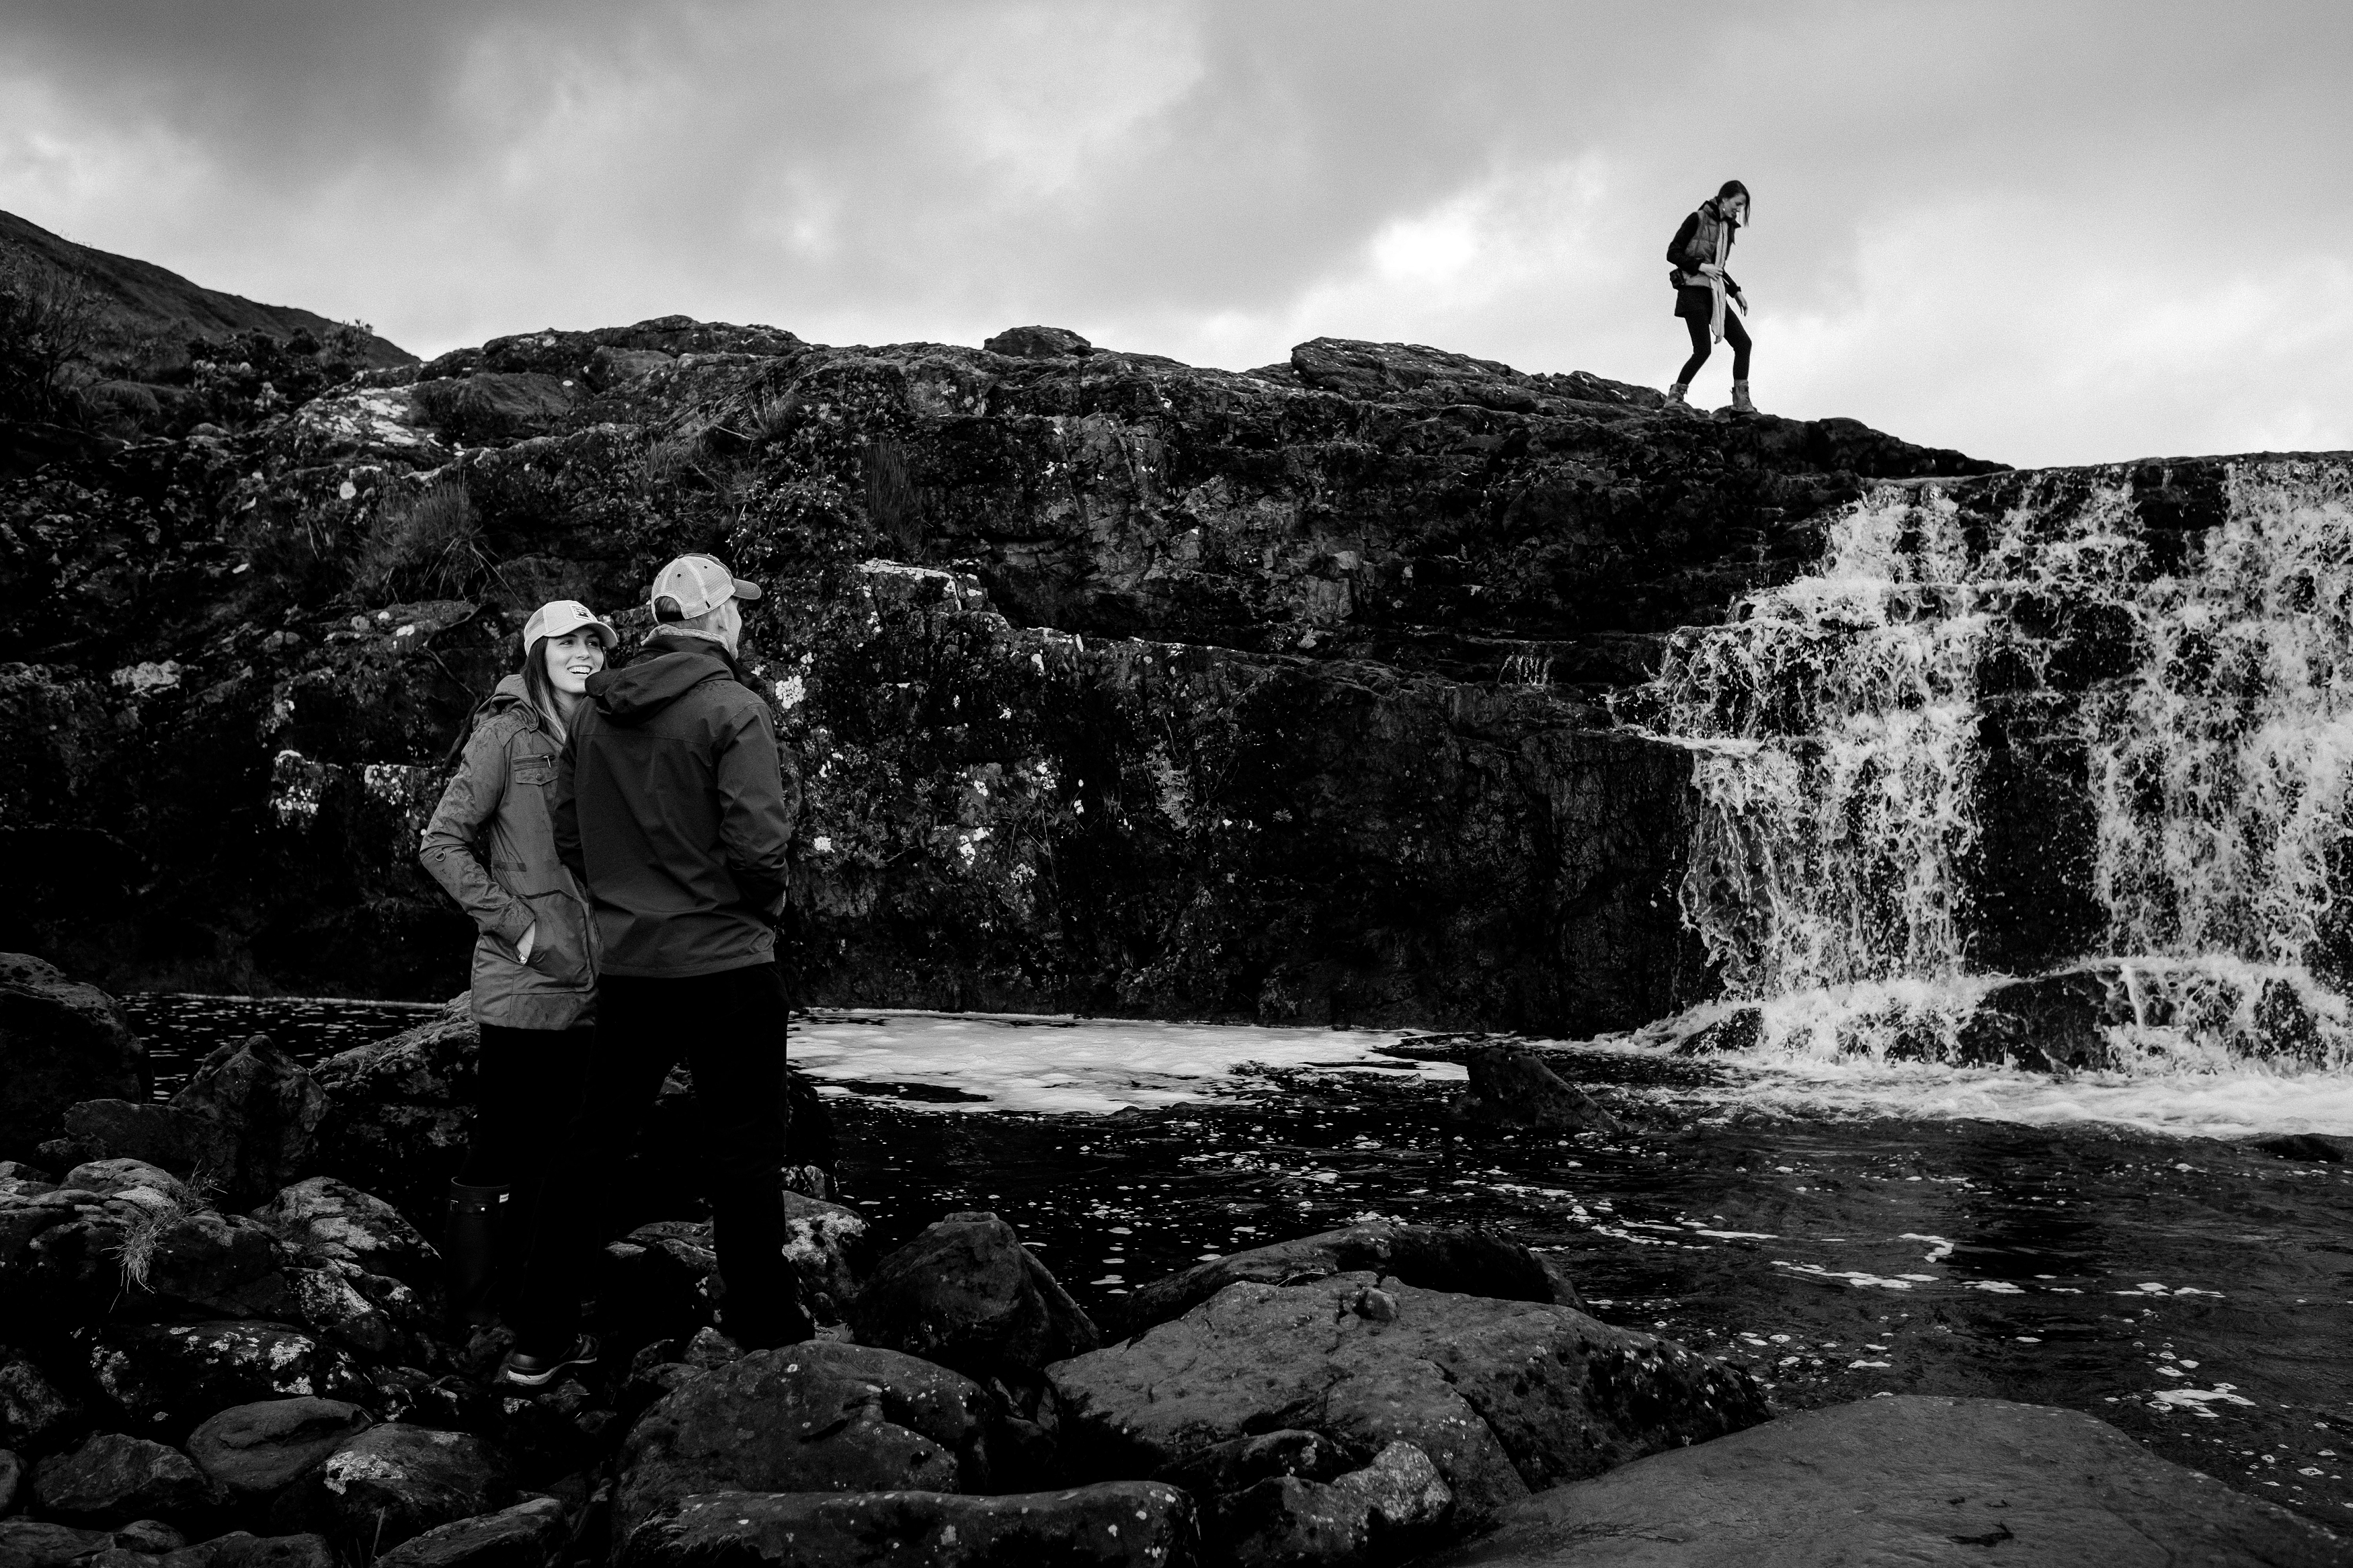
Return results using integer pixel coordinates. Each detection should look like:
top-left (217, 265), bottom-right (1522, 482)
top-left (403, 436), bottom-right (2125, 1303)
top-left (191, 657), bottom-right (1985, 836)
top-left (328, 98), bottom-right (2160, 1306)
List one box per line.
top-left (460, 1024), bottom-right (590, 1282)
top-left (514, 961), bottom-right (799, 1352)
top-left (1679, 309), bottom-right (1751, 384)
top-left (459, 1024), bottom-right (593, 1188)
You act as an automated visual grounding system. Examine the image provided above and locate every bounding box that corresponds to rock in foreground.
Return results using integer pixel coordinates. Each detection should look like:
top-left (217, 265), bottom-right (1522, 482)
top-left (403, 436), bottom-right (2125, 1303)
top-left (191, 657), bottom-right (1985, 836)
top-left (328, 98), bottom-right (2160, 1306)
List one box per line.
top-left (1424, 1395), bottom-right (2348, 1567)
top-left (614, 1343), bottom-right (999, 1544)
top-left (1051, 1272), bottom-right (1767, 1538)
top-left (185, 1397), bottom-right (372, 1499)
top-left (616, 1482), bottom-right (1193, 1568)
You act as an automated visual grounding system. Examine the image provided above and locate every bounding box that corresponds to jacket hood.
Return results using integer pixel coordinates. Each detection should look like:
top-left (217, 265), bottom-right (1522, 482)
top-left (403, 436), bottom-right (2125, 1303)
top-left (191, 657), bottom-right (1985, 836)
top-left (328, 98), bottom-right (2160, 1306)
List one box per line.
top-left (476, 672), bottom-right (549, 734)
top-left (588, 635), bottom-right (737, 727)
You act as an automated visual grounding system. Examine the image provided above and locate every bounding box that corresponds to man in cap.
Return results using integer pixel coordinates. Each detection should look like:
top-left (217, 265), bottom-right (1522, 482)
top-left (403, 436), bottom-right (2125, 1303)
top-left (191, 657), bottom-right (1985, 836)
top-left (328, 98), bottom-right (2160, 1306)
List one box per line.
top-left (497, 553), bottom-right (805, 1385)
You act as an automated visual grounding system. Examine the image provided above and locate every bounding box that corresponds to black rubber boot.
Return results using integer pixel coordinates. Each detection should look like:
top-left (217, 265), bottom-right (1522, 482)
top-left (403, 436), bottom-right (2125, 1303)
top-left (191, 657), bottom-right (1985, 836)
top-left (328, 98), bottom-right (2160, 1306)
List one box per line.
top-left (445, 1181), bottom-right (510, 1328)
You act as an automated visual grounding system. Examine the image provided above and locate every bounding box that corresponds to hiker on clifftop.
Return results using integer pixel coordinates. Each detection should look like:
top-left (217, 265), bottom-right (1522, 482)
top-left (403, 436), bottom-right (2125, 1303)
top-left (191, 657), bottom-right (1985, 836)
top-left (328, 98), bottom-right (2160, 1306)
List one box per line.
top-left (417, 599), bottom-right (615, 1327)
top-left (1664, 180), bottom-right (1755, 415)
top-left (497, 554), bottom-right (803, 1387)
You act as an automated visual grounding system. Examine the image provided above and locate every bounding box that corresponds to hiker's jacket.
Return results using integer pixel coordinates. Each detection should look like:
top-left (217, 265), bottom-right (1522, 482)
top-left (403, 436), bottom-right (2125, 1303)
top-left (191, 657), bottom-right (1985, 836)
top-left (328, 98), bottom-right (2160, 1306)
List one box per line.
top-left (555, 630), bottom-right (797, 979)
top-left (1667, 200), bottom-right (1743, 297)
top-left (419, 675), bottom-right (599, 1030)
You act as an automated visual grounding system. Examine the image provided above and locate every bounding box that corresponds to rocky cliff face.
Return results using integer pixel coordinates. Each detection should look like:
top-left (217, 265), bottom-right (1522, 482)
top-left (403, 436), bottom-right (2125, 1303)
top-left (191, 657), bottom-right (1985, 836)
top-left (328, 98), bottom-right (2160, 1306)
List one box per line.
top-left (0, 317), bottom-right (1997, 1030)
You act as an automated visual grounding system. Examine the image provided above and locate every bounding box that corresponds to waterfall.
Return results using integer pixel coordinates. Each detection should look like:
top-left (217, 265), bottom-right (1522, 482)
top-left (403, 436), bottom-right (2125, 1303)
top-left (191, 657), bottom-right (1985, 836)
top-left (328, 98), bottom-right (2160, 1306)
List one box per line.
top-left (1637, 462), bottom-right (2353, 1074)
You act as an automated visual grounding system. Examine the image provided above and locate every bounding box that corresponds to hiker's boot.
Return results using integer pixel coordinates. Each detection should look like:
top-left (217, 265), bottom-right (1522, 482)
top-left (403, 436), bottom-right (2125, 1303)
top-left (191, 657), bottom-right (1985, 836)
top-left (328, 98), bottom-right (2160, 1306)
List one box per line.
top-left (1662, 382), bottom-right (1693, 415)
top-left (1730, 380), bottom-right (1757, 415)
top-left (444, 1181), bottom-right (509, 1329)
top-left (493, 1333), bottom-right (599, 1390)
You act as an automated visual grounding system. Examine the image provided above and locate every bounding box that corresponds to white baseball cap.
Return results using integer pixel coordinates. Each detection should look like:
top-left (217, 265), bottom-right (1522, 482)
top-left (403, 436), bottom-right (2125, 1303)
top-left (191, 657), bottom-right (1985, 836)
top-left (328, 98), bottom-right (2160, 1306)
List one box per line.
top-left (650, 554), bottom-right (764, 621)
top-left (520, 600), bottom-right (617, 653)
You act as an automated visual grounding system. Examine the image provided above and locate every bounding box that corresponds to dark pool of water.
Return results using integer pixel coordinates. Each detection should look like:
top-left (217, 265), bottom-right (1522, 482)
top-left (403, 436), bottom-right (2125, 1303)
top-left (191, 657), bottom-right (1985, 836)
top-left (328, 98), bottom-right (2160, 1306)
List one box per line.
top-left (124, 993), bottom-right (445, 1099)
top-left (124, 996), bottom-right (2353, 1532)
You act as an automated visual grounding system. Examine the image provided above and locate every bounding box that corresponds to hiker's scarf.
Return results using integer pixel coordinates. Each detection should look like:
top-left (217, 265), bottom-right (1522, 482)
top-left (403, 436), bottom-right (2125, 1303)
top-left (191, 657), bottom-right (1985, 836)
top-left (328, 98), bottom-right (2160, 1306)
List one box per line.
top-left (1703, 217), bottom-right (1730, 343)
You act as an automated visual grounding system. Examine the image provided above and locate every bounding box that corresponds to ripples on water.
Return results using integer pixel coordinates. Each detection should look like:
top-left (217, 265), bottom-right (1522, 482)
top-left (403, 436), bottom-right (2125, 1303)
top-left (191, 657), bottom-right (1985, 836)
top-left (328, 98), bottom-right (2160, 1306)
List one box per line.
top-left (120, 996), bottom-right (2353, 1530)
top-left (127, 993), bottom-right (450, 1098)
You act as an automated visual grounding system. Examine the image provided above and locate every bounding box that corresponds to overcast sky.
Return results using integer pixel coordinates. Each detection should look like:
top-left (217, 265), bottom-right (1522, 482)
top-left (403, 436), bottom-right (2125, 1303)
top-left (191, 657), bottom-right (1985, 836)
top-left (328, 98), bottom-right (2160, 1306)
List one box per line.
top-left (2, 1), bottom-right (2347, 468)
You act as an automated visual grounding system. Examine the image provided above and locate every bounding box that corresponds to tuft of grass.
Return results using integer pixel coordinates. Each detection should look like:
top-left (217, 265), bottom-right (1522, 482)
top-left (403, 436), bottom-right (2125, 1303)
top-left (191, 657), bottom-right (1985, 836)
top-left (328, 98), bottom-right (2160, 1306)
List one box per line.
top-left (354, 477), bottom-right (487, 601)
top-left (747, 393), bottom-right (799, 446)
top-left (639, 431), bottom-right (699, 489)
top-left (110, 1168), bottom-right (221, 1294)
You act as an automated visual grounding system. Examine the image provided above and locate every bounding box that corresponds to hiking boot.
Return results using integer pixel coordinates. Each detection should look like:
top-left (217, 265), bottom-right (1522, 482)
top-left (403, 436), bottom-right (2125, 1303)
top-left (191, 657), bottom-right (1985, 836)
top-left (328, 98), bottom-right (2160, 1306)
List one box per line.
top-left (1729, 380), bottom-right (1757, 414)
top-left (1662, 382), bottom-right (1694, 414)
top-left (493, 1333), bottom-right (598, 1389)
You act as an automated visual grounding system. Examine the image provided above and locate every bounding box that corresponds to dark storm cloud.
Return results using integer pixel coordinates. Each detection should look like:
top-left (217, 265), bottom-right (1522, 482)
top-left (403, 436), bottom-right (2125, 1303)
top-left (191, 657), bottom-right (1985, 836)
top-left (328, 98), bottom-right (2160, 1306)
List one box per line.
top-left (3, 1), bottom-right (2348, 464)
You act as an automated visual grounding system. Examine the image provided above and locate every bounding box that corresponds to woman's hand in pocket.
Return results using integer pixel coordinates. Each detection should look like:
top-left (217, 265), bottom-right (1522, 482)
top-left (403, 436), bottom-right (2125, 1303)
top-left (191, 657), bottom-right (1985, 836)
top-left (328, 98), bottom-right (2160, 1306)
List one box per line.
top-left (516, 924), bottom-right (537, 964)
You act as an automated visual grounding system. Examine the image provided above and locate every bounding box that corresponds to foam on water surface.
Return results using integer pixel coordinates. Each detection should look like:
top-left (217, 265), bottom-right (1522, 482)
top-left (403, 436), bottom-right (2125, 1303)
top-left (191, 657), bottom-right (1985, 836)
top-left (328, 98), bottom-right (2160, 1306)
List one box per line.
top-left (789, 1009), bottom-right (1466, 1114)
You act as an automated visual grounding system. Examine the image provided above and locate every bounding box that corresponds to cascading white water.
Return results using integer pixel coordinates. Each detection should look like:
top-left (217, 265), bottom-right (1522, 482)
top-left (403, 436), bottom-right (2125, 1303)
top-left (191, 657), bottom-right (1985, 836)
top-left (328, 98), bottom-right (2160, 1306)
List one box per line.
top-left (2086, 465), bottom-right (2353, 971)
top-left (1634, 462), bottom-right (2353, 1079)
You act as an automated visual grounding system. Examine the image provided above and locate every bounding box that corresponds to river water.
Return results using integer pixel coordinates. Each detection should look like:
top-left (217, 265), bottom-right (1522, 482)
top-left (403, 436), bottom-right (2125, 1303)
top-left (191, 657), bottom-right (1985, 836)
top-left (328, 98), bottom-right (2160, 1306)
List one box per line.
top-left (122, 994), bottom-right (2353, 1532)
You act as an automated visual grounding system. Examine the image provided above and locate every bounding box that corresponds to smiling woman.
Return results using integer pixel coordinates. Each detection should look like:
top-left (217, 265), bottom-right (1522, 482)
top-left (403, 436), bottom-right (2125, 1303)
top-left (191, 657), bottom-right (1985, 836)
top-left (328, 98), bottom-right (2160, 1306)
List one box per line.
top-left (415, 596), bottom-right (617, 1325)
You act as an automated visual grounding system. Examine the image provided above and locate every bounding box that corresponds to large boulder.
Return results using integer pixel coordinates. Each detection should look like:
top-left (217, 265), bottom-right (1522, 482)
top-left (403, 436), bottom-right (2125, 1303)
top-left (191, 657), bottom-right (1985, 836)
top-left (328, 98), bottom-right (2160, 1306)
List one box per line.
top-left (295, 1426), bottom-right (511, 1555)
top-left (617, 1482), bottom-right (1193, 1568)
top-left (185, 1399), bottom-right (372, 1501)
top-left (1049, 1274), bottom-right (1768, 1540)
top-left (1424, 1395), bottom-right (2350, 1567)
top-left (371, 1498), bottom-right (567, 1568)
top-left (847, 1212), bottom-right (1099, 1378)
top-left (1125, 1222), bottom-right (1581, 1331)
top-left (253, 1177), bottom-right (443, 1356)
top-left (0, 956), bottom-right (143, 1165)
top-left (251, 1178), bottom-right (438, 1292)
top-left (87, 1323), bottom-right (364, 1439)
top-left (30, 1432), bottom-right (225, 1526)
top-left (614, 1342), bottom-right (998, 1546)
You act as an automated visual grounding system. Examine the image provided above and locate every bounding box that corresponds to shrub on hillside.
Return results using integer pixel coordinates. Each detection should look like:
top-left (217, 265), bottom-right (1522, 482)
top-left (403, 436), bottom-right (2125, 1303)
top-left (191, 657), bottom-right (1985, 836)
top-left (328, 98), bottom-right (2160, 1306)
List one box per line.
top-left (0, 251), bottom-right (102, 422)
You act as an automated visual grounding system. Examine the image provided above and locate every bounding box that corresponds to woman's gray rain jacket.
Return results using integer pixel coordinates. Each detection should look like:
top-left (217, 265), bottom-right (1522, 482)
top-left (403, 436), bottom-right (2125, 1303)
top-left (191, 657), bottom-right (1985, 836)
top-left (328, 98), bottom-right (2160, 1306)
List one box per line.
top-left (417, 675), bottom-right (599, 1030)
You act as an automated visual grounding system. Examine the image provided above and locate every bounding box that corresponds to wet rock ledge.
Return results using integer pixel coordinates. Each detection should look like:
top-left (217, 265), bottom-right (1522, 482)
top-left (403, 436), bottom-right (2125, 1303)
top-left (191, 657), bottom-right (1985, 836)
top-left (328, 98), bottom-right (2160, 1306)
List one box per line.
top-left (4, 321), bottom-right (1995, 1032)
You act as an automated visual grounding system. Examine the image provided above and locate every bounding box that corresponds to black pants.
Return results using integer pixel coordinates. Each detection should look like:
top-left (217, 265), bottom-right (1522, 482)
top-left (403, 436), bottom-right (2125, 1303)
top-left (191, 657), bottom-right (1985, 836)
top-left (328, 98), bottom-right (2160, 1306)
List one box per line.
top-left (461, 1024), bottom-right (592, 1297)
top-left (514, 962), bottom-right (799, 1352)
top-left (1677, 308), bottom-right (1751, 385)
top-left (461, 1024), bottom-right (593, 1188)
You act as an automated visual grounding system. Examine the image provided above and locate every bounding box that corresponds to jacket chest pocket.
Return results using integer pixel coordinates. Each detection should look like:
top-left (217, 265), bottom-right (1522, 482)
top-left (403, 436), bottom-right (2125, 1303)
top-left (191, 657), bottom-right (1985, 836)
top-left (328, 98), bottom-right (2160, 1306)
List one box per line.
top-left (512, 755), bottom-right (557, 789)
